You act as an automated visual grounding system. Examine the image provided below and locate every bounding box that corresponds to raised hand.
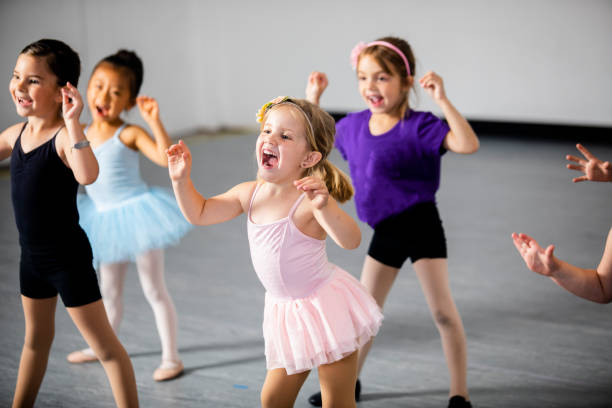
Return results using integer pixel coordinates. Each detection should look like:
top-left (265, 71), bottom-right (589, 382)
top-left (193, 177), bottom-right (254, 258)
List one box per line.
top-left (61, 82), bottom-right (83, 122)
top-left (294, 175), bottom-right (329, 210)
top-left (419, 71), bottom-right (447, 102)
top-left (305, 71), bottom-right (328, 105)
top-left (566, 144), bottom-right (611, 183)
top-left (512, 232), bottom-right (558, 276)
top-left (136, 95), bottom-right (160, 124)
top-left (167, 140), bottom-right (192, 181)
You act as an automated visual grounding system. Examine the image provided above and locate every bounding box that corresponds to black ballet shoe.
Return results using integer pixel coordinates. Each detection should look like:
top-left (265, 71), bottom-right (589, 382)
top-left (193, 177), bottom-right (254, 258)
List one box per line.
top-left (448, 395), bottom-right (472, 408)
top-left (307, 379), bottom-right (361, 406)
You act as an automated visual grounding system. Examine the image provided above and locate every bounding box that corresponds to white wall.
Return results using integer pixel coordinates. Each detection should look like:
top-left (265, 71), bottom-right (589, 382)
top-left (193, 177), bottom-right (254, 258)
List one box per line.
top-left (1, 0), bottom-right (611, 134)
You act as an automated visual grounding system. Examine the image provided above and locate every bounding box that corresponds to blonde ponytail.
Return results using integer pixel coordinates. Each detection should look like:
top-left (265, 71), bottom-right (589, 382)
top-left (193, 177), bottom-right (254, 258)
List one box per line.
top-left (309, 159), bottom-right (353, 203)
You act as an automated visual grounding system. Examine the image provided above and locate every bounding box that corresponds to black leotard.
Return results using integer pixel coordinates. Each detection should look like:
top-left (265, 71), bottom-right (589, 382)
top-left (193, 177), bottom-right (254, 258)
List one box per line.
top-left (10, 123), bottom-right (101, 307)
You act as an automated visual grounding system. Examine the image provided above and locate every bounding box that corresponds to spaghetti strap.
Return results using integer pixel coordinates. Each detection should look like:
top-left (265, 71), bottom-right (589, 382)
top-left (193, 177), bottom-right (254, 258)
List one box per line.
top-left (248, 183), bottom-right (262, 216)
top-left (287, 193), bottom-right (306, 218)
top-left (247, 183), bottom-right (305, 221)
top-left (113, 123), bottom-right (129, 140)
top-left (50, 125), bottom-right (64, 141)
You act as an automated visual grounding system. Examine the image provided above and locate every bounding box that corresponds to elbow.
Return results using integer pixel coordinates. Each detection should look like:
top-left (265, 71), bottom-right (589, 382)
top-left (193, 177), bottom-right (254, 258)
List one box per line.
top-left (459, 138), bottom-right (480, 155)
top-left (343, 230), bottom-right (362, 250)
top-left (599, 292), bottom-right (612, 304)
top-left (468, 138), bottom-right (480, 154)
top-left (593, 296), bottom-right (612, 304)
top-left (79, 171), bottom-right (99, 185)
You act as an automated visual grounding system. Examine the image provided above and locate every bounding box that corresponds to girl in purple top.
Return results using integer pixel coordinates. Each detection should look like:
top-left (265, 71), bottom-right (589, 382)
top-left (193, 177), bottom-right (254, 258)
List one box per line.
top-left (306, 36), bottom-right (479, 408)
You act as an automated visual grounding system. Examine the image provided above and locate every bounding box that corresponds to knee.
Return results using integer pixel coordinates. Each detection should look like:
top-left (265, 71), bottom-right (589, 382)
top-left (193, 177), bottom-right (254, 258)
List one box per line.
top-left (24, 327), bottom-right (54, 351)
top-left (260, 390), bottom-right (275, 408)
top-left (433, 310), bottom-right (458, 330)
top-left (260, 389), bottom-right (288, 408)
top-left (143, 285), bottom-right (168, 305)
top-left (92, 343), bottom-right (124, 363)
top-left (100, 284), bottom-right (122, 303)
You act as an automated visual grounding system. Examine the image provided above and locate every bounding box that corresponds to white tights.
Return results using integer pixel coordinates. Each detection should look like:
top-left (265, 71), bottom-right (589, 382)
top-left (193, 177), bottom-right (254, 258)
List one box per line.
top-left (83, 248), bottom-right (180, 364)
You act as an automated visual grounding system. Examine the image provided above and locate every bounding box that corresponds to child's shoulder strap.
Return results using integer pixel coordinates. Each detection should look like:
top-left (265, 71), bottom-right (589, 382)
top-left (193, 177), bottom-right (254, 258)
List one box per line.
top-left (288, 192), bottom-right (306, 218)
top-left (248, 182), bottom-right (263, 215)
top-left (113, 123), bottom-right (129, 140)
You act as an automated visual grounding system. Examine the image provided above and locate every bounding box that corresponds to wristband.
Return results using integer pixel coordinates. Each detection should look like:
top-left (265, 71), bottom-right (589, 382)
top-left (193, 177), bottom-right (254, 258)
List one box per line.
top-left (72, 140), bottom-right (90, 151)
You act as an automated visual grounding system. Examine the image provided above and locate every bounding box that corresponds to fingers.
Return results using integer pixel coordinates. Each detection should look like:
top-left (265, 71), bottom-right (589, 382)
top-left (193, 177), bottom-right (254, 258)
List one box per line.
top-left (294, 176), bottom-right (327, 193)
top-left (545, 244), bottom-right (555, 259)
top-left (575, 143), bottom-right (595, 161)
top-left (511, 232), bottom-right (526, 253)
top-left (418, 71), bottom-right (441, 86)
top-left (565, 154), bottom-right (585, 165)
top-left (566, 163), bottom-right (583, 171)
top-left (517, 233), bottom-right (538, 249)
top-left (572, 175), bottom-right (588, 183)
top-left (308, 71), bottom-right (327, 84)
top-left (61, 82), bottom-right (80, 102)
top-left (166, 140), bottom-right (190, 158)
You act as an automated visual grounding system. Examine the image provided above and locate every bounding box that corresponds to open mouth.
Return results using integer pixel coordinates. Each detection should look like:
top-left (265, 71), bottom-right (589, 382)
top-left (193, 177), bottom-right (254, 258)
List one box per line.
top-left (17, 96), bottom-right (32, 107)
top-left (96, 105), bottom-right (110, 117)
top-left (367, 95), bottom-right (384, 108)
top-left (261, 148), bottom-right (279, 169)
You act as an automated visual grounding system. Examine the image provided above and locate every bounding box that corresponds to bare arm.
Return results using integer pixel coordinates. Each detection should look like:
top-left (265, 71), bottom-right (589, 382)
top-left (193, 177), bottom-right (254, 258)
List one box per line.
top-left (134, 96), bottom-right (172, 167)
top-left (0, 133), bottom-right (11, 161)
top-left (0, 123), bottom-right (24, 161)
top-left (167, 140), bottom-right (249, 225)
top-left (61, 83), bottom-right (99, 185)
top-left (419, 71), bottom-right (479, 154)
top-left (294, 176), bottom-right (361, 249)
top-left (512, 230), bottom-right (612, 304)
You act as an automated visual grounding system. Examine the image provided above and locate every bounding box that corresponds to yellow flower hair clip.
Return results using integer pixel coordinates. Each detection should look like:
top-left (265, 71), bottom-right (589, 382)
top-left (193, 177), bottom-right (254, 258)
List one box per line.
top-left (256, 96), bottom-right (290, 123)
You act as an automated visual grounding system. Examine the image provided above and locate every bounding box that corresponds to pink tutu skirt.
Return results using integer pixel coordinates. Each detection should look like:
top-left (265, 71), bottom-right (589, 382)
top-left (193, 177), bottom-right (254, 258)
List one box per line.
top-left (263, 266), bottom-right (383, 375)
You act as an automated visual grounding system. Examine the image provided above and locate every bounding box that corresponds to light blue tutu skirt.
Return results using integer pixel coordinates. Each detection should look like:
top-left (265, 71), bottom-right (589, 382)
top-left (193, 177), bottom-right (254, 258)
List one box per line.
top-left (77, 187), bottom-right (192, 264)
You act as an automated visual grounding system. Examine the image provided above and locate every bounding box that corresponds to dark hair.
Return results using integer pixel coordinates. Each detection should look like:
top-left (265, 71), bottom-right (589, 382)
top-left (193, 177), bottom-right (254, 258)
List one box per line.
top-left (95, 50), bottom-right (143, 101)
top-left (20, 39), bottom-right (81, 87)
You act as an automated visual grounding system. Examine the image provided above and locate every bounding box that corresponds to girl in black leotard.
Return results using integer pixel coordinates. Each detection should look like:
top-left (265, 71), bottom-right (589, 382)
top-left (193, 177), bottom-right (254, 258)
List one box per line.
top-left (0, 39), bottom-right (139, 408)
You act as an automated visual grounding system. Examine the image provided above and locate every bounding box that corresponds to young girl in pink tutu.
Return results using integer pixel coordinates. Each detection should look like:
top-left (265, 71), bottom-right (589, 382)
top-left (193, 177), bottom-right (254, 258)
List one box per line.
top-left (167, 96), bottom-right (383, 407)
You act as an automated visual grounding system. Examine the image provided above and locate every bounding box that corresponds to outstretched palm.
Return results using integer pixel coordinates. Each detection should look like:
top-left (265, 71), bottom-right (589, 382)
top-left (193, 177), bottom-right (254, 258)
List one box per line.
top-left (512, 233), bottom-right (556, 276)
top-left (566, 144), bottom-right (612, 182)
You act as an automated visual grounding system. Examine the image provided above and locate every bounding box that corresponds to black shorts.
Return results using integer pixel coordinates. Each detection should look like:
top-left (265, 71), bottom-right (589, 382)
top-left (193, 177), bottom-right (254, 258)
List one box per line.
top-left (368, 202), bottom-right (447, 268)
top-left (20, 236), bottom-right (101, 308)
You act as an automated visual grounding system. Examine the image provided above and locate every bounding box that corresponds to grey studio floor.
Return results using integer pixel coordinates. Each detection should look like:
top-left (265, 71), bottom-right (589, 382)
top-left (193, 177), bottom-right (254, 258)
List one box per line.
top-left (1, 130), bottom-right (611, 408)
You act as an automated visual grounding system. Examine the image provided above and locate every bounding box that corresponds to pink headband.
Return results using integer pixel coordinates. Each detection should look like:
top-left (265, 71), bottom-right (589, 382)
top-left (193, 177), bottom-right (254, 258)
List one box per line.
top-left (350, 41), bottom-right (411, 77)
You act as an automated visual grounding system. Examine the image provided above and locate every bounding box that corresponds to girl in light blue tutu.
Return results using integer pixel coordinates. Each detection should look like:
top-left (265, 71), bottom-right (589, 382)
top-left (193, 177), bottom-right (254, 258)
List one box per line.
top-left (66, 50), bottom-right (191, 382)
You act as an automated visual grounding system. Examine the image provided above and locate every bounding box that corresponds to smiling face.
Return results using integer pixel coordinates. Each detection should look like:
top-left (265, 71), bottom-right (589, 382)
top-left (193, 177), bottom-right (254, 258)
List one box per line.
top-left (357, 54), bottom-right (409, 117)
top-left (87, 62), bottom-right (133, 123)
top-left (256, 105), bottom-right (312, 183)
top-left (9, 54), bottom-right (62, 118)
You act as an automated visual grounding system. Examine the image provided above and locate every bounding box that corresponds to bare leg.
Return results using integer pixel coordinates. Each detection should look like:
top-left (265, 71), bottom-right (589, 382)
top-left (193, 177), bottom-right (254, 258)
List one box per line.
top-left (356, 255), bottom-right (399, 376)
top-left (67, 262), bottom-right (128, 361)
top-left (414, 258), bottom-right (469, 399)
top-left (67, 300), bottom-right (139, 407)
top-left (318, 351), bottom-right (359, 408)
top-left (261, 368), bottom-right (310, 408)
top-left (12, 296), bottom-right (57, 408)
top-left (135, 249), bottom-right (180, 364)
